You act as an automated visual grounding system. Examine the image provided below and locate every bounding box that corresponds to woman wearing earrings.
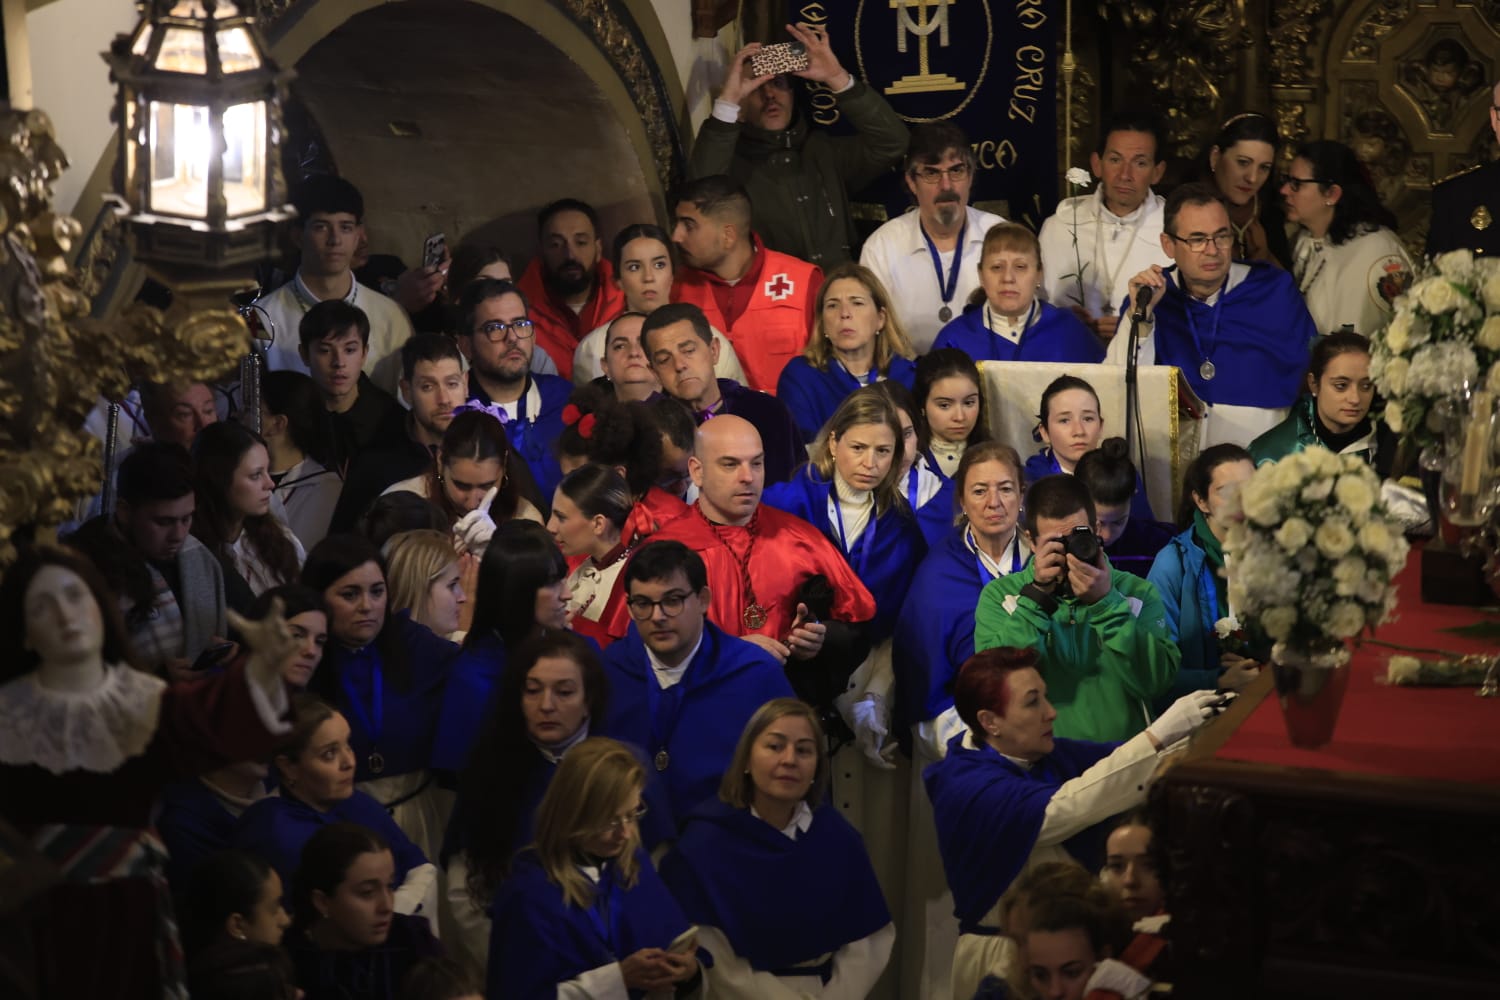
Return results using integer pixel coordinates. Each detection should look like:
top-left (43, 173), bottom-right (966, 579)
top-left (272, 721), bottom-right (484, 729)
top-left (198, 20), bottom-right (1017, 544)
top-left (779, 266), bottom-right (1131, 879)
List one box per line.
top-left (777, 263), bottom-right (918, 443)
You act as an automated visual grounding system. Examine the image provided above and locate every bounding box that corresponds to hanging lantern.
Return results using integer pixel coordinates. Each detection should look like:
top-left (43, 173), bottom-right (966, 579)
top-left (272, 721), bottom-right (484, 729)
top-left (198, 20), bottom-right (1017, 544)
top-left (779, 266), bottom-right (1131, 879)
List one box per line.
top-left (104, 0), bottom-right (293, 268)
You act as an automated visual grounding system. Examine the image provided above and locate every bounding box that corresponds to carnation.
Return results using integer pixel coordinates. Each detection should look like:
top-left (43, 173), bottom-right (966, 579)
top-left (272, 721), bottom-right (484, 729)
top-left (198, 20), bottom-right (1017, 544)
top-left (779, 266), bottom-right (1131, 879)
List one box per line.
top-left (1213, 615), bottom-right (1242, 639)
top-left (1314, 518), bottom-right (1356, 559)
top-left (1301, 477), bottom-right (1334, 503)
top-left (1405, 341), bottom-right (1481, 397)
top-left (1065, 167), bottom-right (1092, 187)
top-left (1326, 601), bottom-right (1367, 638)
top-left (1332, 556), bottom-right (1367, 596)
top-left (1260, 606), bottom-right (1298, 640)
top-left (1357, 519), bottom-right (1393, 557)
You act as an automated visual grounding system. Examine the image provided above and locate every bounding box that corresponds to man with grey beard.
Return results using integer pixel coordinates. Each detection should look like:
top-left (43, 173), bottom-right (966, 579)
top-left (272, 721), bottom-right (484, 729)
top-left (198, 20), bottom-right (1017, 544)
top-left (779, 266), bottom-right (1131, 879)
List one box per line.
top-left (860, 123), bottom-right (1004, 352)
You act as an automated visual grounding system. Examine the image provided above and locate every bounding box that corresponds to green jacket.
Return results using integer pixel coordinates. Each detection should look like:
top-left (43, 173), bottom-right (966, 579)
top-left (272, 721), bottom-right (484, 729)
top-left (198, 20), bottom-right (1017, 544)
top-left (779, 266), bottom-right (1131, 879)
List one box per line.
top-left (1249, 395), bottom-right (1378, 468)
top-left (973, 564), bottom-right (1179, 743)
top-left (689, 81), bottom-right (908, 268)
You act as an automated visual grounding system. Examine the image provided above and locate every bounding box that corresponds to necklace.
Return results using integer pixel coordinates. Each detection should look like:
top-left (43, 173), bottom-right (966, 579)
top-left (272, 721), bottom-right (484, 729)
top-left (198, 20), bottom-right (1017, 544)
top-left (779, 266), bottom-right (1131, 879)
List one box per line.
top-left (1092, 196), bottom-right (1147, 306)
top-left (697, 504), bottom-right (767, 629)
top-left (1295, 237), bottom-right (1327, 295)
top-left (1228, 195), bottom-right (1257, 259)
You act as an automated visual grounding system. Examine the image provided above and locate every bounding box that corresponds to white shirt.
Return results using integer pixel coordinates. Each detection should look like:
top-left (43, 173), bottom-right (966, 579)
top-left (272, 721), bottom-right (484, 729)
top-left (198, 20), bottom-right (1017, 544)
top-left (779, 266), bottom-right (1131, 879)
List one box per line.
top-left (1038, 188), bottom-right (1170, 319)
top-left (254, 273), bottom-right (414, 398)
top-left (750, 799), bottom-right (814, 840)
top-left (860, 205), bottom-right (1006, 352)
top-left (827, 473), bottom-right (874, 554)
top-left (646, 630), bottom-right (704, 690)
top-left (567, 550), bottom-right (630, 625)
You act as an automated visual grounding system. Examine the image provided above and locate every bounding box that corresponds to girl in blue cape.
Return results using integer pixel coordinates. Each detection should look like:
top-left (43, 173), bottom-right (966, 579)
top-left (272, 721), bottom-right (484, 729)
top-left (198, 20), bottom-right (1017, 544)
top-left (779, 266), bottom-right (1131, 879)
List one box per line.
top-left (777, 262), bottom-right (919, 442)
top-left (660, 698), bottom-right (893, 997)
top-left (910, 349), bottom-right (993, 547)
top-left (934, 222), bottom-right (1104, 365)
top-left (234, 694), bottom-right (435, 919)
top-left (923, 647), bottom-right (1225, 999)
top-left (488, 738), bottom-right (700, 999)
top-left (442, 631), bottom-right (672, 979)
top-left (1023, 375), bottom-right (1154, 521)
top-left (302, 535), bottom-right (458, 862)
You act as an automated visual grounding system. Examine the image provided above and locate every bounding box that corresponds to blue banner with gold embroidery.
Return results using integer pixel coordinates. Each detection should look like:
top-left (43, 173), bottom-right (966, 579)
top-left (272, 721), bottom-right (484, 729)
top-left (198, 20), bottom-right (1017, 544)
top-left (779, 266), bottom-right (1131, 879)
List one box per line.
top-left (793, 0), bottom-right (1059, 231)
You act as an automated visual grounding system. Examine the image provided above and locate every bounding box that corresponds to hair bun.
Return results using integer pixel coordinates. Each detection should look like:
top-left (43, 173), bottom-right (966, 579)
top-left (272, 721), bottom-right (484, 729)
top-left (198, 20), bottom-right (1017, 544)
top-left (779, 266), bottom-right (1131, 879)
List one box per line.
top-left (1099, 436), bottom-right (1129, 460)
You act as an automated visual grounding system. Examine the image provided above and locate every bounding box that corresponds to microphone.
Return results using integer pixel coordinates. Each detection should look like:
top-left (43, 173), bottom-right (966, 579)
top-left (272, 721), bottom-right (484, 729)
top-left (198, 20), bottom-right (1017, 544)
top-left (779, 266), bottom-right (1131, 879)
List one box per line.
top-left (1131, 284), bottom-right (1154, 321)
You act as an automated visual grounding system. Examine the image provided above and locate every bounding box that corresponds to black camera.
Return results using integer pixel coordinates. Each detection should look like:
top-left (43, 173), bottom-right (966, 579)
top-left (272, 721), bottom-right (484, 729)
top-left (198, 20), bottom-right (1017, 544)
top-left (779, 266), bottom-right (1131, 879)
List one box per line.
top-left (1055, 526), bottom-right (1101, 598)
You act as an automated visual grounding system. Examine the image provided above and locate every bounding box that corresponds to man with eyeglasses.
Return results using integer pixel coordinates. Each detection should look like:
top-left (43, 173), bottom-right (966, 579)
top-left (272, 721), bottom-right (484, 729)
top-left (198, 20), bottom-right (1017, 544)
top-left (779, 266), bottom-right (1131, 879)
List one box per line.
top-left (1108, 182), bottom-right (1318, 447)
top-left (455, 277), bottom-right (571, 499)
top-left (1038, 112), bottom-right (1173, 343)
top-left (690, 22), bottom-right (908, 267)
top-left (1426, 78), bottom-right (1500, 257)
top-left (860, 123), bottom-right (1006, 352)
top-left (600, 540), bottom-right (795, 827)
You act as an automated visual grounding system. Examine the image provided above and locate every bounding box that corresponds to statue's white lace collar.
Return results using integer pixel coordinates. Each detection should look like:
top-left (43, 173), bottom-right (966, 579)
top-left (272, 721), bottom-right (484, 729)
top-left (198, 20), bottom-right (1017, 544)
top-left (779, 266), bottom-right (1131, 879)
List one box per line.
top-left (0, 665), bottom-right (165, 774)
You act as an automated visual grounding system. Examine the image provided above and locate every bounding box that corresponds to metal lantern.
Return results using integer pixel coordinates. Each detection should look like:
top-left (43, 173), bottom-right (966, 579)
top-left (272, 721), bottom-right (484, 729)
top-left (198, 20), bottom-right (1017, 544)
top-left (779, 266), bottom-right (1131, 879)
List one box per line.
top-left (104, 0), bottom-right (293, 268)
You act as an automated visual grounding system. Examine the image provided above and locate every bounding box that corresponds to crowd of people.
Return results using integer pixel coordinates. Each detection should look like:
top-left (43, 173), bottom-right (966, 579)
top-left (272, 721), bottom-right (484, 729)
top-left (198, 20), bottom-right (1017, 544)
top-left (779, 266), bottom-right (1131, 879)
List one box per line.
top-left (5, 24), bottom-right (1481, 1000)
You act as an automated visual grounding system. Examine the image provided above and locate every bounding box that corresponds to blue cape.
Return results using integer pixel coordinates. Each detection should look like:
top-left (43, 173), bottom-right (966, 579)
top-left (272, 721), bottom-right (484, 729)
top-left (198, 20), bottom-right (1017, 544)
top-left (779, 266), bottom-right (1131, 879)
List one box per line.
top-left (933, 300), bottom-right (1105, 364)
top-left (599, 622), bottom-right (794, 830)
top-left (913, 452), bottom-right (959, 548)
top-left (1104, 516), bottom-right (1178, 580)
top-left (158, 778), bottom-right (240, 889)
top-left (432, 631), bottom-right (507, 773)
top-left (892, 526), bottom-right (988, 730)
top-left (924, 734), bottom-right (1118, 932)
top-left (469, 372), bottom-right (572, 499)
top-left (718, 379), bottom-right (807, 485)
top-left (1144, 263), bottom-right (1316, 408)
top-left (324, 614), bottom-right (456, 781)
top-left (659, 799), bottom-right (890, 972)
top-left (233, 789), bottom-right (427, 900)
top-left (761, 466), bottom-right (928, 641)
top-left (776, 355), bottom-right (919, 442)
top-left (488, 847), bottom-right (691, 1000)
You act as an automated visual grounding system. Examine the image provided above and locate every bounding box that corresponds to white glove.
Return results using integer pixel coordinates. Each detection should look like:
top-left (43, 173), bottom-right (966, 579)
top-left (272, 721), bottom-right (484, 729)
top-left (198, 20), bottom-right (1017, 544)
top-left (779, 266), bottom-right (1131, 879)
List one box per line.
top-left (453, 486), bottom-right (499, 557)
top-left (1084, 958), bottom-right (1152, 998)
top-left (851, 694), bottom-right (897, 770)
top-left (1146, 689), bottom-right (1234, 748)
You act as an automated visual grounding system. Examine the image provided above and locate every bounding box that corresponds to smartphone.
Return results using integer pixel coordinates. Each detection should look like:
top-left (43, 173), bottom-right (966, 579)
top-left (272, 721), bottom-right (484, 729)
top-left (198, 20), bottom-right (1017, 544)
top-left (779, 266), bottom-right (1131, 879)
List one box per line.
top-left (191, 641), bottom-right (236, 672)
top-left (421, 232), bottom-right (447, 271)
top-left (749, 41), bottom-right (809, 78)
top-left (667, 925), bottom-right (699, 955)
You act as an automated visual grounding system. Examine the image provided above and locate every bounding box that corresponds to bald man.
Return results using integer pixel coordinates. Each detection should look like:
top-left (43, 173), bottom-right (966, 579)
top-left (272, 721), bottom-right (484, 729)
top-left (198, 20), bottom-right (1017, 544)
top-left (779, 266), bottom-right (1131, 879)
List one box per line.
top-left (651, 414), bottom-right (875, 709)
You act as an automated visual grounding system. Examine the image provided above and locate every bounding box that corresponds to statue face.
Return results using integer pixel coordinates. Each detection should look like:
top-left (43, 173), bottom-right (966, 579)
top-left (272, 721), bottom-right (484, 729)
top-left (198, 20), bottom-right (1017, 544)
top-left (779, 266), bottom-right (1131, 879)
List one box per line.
top-left (23, 565), bottom-right (104, 667)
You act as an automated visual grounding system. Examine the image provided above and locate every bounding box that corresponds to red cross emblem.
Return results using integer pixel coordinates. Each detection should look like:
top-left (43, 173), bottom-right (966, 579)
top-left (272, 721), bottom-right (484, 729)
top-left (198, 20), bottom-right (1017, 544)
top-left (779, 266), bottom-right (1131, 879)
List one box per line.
top-left (764, 273), bottom-right (794, 301)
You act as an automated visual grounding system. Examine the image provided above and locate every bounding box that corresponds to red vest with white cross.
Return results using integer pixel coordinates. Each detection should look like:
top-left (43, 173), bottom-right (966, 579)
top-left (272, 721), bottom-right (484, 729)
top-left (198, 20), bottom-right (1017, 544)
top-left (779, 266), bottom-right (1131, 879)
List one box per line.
top-left (673, 248), bottom-right (821, 394)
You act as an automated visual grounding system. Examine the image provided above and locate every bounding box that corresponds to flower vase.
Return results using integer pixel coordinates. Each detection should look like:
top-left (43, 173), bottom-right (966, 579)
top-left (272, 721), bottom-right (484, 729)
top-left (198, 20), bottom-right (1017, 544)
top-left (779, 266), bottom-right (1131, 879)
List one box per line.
top-left (1270, 641), bottom-right (1352, 749)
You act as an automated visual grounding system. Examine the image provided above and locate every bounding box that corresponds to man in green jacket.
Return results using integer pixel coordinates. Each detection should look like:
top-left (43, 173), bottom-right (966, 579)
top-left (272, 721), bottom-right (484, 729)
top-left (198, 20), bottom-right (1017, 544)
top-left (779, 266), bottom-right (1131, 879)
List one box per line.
top-left (974, 474), bottom-right (1179, 742)
top-left (691, 21), bottom-right (909, 268)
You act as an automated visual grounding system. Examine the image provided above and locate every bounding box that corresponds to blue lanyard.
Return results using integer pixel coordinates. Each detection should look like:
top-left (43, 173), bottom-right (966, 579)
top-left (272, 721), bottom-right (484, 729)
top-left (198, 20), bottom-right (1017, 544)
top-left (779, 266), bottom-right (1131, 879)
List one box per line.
top-left (833, 359), bottom-right (878, 389)
top-left (829, 486), bottom-right (877, 576)
top-left (922, 220), bottom-right (967, 311)
top-left (339, 658), bottom-right (384, 755)
top-left (905, 462), bottom-right (920, 503)
top-left (645, 668), bottom-right (687, 765)
top-left (1180, 280), bottom-right (1222, 377)
top-left (582, 866), bottom-right (625, 956)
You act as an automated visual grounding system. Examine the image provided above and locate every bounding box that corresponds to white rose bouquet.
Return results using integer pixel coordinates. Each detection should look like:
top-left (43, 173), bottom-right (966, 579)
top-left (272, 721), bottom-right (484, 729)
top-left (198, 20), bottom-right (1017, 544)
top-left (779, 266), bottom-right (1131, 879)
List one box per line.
top-left (1369, 249), bottom-right (1500, 449)
top-left (1226, 447), bottom-right (1410, 660)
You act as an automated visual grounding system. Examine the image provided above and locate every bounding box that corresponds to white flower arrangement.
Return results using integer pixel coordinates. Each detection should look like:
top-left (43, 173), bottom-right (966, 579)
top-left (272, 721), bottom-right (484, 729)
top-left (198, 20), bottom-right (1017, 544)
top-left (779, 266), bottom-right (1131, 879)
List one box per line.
top-left (1226, 447), bottom-right (1410, 658)
top-left (1058, 168), bottom-right (1095, 312)
top-left (1370, 250), bottom-right (1500, 449)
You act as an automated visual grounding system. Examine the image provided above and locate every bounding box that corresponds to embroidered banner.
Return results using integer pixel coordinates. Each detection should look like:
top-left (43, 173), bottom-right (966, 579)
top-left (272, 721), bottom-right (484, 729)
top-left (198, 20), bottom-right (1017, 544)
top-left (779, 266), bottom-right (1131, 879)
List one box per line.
top-left (796, 0), bottom-right (1060, 230)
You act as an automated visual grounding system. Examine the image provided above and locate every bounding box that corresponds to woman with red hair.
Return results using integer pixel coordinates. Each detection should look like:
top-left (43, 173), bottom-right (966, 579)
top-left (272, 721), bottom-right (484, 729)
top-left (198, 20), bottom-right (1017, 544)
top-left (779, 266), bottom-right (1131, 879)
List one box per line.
top-left (923, 646), bottom-right (1229, 999)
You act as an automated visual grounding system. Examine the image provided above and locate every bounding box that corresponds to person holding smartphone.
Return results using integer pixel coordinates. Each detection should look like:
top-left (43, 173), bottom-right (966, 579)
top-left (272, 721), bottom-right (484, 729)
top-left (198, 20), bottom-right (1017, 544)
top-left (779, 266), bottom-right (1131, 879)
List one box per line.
top-left (972, 475), bottom-right (1178, 743)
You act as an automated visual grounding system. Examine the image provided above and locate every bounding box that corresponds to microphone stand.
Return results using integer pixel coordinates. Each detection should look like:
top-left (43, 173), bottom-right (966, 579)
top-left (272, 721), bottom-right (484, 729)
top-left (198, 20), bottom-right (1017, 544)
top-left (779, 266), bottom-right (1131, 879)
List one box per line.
top-left (1124, 296), bottom-right (1150, 474)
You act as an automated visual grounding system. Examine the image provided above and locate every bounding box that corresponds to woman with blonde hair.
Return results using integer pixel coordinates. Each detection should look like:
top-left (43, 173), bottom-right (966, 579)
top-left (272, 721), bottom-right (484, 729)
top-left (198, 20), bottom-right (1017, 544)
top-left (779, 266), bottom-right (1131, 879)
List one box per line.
top-left (777, 262), bottom-right (919, 442)
top-left (934, 222), bottom-right (1102, 364)
top-left (384, 529), bottom-right (469, 641)
top-left (487, 737), bottom-right (699, 998)
top-left (660, 698), bottom-right (893, 997)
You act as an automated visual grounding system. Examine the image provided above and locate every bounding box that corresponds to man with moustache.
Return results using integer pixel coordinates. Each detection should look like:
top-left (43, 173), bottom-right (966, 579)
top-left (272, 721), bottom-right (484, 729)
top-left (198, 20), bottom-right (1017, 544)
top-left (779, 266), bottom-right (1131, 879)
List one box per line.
top-left (515, 198), bottom-right (627, 380)
top-left (1427, 77), bottom-right (1500, 257)
top-left (1038, 112), bottom-right (1173, 342)
top-left (860, 123), bottom-right (1006, 352)
top-left (457, 277), bottom-right (572, 498)
top-left (691, 21), bottom-right (907, 267)
top-left (669, 175), bottom-right (821, 394)
top-left (1110, 183), bottom-right (1318, 447)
